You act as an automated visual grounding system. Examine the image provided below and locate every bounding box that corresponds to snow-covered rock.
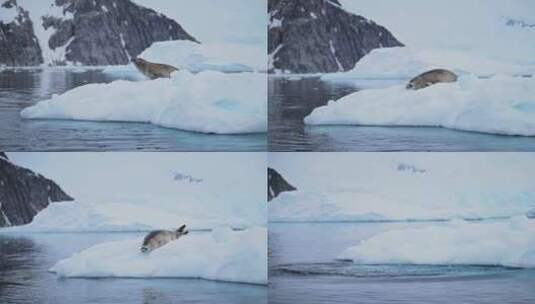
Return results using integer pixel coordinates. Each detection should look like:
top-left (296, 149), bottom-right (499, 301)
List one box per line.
top-left (12, 0), bottom-right (196, 66)
top-left (0, 154), bottom-right (73, 227)
top-left (267, 167), bottom-right (296, 202)
top-left (0, 0), bottom-right (43, 66)
top-left (306, 74), bottom-right (535, 136)
top-left (322, 47), bottom-right (535, 80)
top-left (138, 40), bottom-right (266, 73)
top-left (339, 216), bottom-right (535, 268)
top-left (20, 70), bottom-right (267, 134)
top-left (268, 0), bottom-right (402, 73)
top-left (50, 226), bottom-right (267, 285)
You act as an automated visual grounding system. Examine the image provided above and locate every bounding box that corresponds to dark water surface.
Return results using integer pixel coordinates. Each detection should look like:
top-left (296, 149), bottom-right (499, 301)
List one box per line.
top-left (0, 232), bottom-right (266, 304)
top-left (0, 68), bottom-right (265, 151)
top-left (268, 222), bottom-right (535, 304)
top-left (268, 76), bottom-right (535, 151)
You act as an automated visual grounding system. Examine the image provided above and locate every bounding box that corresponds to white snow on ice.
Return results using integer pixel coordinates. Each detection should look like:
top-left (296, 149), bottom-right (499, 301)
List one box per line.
top-left (339, 216), bottom-right (535, 268)
top-left (306, 74), bottom-right (535, 136)
top-left (50, 226), bottom-right (267, 285)
top-left (20, 70), bottom-right (267, 134)
top-left (138, 40), bottom-right (266, 73)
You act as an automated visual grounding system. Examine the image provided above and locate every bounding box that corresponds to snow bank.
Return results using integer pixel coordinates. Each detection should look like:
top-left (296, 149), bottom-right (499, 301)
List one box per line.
top-left (138, 40), bottom-right (266, 73)
top-left (322, 47), bottom-right (535, 80)
top-left (20, 70), bottom-right (267, 134)
top-left (339, 216), bottom-right (535, 268)
top-left (50, 226), bottom-right (267, 285)
top-left (270, 190), bottom-right (535, 223)
top-left (270, 153), bottom-right (535, 223)
top-left (3, 201), bottom-right (253, 233)
top-left (306, 74), bottom-right (535, 136)
top-left (270, 191), bottom-right (403, 222)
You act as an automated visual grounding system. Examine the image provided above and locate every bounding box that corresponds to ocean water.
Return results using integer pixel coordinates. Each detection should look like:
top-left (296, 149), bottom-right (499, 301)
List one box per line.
top-left (0, 68), bottom-right (265, 151)
top-left (268, 222), bottom-right (535, 304)
top-left (0, 232), bottom-right (266, 304)
top-left (268, 76), bottom-right (535, 151)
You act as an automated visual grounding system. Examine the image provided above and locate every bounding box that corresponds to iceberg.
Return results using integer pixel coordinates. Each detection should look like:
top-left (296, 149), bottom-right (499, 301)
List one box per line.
top-left (322, 47), bottom-right (535, 80)
top-left (306, 74), bottom-right (535, 136)
top-left (49, 226), bottom-right (267, 285)
top-left (339, 216), bottom-right (535, 268)
top-left (138, 40), bottom-right (267, 73)
top-left (20, 70), bottom-right (267, 134)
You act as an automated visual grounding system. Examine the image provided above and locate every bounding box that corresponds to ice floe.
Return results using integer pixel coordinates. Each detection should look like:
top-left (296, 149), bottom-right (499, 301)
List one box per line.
top-left (20, 70), bottom-right (266, 134)
top-left (50, 226), bottom-right (267, 285)
top-left (306, 74), bottom-right (535, 136)
top-left (339, 216), bottom-right (535, 268)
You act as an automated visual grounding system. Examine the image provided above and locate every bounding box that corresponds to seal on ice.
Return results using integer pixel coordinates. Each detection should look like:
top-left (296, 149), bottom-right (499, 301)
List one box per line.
top-left (133, 58), bottom-right (179, 79)
top-left (140, 224), bottom-right (189, 253)
top-left (406, 69), bottom-right (458, 90)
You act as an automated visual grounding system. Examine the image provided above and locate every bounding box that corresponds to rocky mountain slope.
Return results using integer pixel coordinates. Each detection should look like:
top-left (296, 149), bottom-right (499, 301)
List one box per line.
top-left (0, 153), bottom-right (73, 227)
top-left (0, 0), bottom-right (43, 66)
top-left (268, 0), bottom-right (403, 73)
top-left (268, 167), bottom-right (296, 201)
top-left (1, 0), bottom-right (197, 66)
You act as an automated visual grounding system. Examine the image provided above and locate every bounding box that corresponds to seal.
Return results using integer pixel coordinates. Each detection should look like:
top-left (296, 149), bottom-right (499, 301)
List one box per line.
top-left (406, 69), bottom-right (458, 90)
top-left (133, 58), bottom-right (179, 79)
top-left (140, 224), bottom-right (189, 253)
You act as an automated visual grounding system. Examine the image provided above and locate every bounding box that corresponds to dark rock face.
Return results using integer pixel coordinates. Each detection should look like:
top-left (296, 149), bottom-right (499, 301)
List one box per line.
top-left (0, 154), bottom-right (73, 227)
top-left (0, 0), bottom-right (43, 66)
top-left (43, 0), bottom-right (198, 65)
top-left (268, 0), bottom-right (403, 73)
top-left (268, 167), bottom-right (296, 201)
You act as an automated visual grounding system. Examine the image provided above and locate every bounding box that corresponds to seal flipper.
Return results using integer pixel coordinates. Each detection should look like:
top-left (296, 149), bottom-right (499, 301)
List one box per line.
top-left (176, 224), bottom-right (189, 236)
